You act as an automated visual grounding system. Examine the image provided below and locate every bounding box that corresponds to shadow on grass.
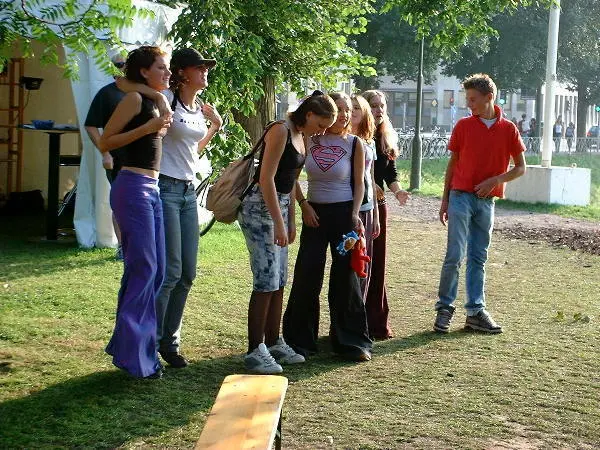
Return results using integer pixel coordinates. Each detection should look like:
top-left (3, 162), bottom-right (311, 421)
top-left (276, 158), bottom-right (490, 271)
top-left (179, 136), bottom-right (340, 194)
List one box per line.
top-left (0, 242), bottom-right (115, 282)
top-left (373, 329), bottom-right (473, 356)
top-left (0, 355), bottom-right (242, 448)
top-left (0, 344), bottom-right (398, 448)
top-left (279, 331), bottom-right (473, 383)
top-left (0, 213), bottom-right (117, 282)
top-left (0, 331), bottom-right (476, 447)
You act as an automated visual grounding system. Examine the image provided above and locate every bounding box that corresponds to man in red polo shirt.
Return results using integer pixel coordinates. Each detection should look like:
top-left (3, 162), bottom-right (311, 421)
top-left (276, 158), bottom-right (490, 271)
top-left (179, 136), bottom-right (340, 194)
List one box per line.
top-left (434, 73), bottom-right (526, 334)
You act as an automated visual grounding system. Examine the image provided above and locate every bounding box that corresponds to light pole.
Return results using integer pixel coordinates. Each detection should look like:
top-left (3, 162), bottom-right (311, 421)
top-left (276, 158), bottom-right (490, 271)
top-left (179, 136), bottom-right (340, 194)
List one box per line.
top-left (541, 0), bottom-right (561, 168)
top-left (410, 37), bottom-right (424, 191)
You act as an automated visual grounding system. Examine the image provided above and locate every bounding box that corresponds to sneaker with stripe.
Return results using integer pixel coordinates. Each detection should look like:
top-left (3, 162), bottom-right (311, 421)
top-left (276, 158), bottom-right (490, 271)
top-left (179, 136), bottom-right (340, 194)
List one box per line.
top-left (244, 343), bottom-right (283, 374)
top-left (268, 337), bottom-right (305, 364)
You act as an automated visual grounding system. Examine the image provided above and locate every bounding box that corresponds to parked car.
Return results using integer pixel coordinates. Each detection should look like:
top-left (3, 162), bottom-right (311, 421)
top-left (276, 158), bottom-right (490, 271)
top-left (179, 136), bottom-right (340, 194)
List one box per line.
top-left (587, 125), bottom-right (599, 137)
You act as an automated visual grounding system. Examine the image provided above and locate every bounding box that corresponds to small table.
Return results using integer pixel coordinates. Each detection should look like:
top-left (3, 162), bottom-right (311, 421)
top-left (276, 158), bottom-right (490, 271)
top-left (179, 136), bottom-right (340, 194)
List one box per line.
top-left (21, 126), bottom-right (80, 240)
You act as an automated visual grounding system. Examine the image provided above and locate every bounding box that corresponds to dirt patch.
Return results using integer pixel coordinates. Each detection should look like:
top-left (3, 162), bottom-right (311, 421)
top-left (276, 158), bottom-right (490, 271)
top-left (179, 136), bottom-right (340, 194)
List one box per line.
top-left (385, 193), bottom-right (600, 255)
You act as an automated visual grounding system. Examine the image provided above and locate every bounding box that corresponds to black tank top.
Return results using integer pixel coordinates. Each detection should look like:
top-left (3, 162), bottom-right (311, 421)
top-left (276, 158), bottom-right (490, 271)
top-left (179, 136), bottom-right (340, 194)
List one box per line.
top-left (120, 95), bottom-right (162, 171)
top-left (273, 126), bottom-right (305, 194)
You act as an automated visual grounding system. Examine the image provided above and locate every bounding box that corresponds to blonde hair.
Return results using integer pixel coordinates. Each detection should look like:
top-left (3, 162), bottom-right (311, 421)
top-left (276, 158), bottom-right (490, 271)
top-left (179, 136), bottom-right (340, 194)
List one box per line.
top-left (350, 94), bottom-right (375, 142)
top-left (328, 92), bottom-right (353, 136)
top-left (362, 90), bottom-right (399, 159)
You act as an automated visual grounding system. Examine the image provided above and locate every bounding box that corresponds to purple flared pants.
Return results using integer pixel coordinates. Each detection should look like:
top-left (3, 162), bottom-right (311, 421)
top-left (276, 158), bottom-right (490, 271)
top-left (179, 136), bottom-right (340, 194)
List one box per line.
top-left (106, 170), bottom-right (165, 378)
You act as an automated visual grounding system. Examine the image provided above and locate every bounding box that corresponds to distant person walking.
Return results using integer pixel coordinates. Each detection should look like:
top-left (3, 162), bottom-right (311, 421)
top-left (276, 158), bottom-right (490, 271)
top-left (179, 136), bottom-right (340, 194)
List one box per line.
top-left (518, 113), bottom-right (530, 136)
top-left (434, 73), bottom-right (526, 335)
top-left (553, 116), bottom-right (564, 152)
top-left (565, 122), bottom-right (575, 152)
top-left (528, 118), bottom-right (537, 137)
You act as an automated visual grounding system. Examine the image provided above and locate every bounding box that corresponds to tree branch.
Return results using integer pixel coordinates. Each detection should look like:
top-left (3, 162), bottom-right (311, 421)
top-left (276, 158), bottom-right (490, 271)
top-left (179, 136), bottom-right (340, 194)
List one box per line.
top-left (20, 0), bottom-right (97, 27)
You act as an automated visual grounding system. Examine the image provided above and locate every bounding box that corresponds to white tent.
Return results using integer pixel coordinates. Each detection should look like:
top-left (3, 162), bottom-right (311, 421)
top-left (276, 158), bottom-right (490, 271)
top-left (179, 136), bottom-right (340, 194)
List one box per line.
top-left (68, 1), bottom-right (181, 248)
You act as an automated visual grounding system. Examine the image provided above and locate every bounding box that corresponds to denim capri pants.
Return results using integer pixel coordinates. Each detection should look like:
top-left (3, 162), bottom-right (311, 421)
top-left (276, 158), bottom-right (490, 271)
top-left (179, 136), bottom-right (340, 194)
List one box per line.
top-left (238, 185), bottom-right (290, 292)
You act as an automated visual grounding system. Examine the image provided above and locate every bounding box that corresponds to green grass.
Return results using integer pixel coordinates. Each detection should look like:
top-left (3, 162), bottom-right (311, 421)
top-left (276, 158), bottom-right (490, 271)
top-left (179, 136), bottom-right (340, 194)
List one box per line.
top-left (1, 213), bottom-right (599, 448)
top-left (397, 153), bottom-right (600, 221)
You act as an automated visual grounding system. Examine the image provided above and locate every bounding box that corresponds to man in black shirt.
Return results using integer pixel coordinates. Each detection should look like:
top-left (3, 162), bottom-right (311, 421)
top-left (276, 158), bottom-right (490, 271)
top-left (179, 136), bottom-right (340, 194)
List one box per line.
top-left (85, 54), bottom-right (127, 258)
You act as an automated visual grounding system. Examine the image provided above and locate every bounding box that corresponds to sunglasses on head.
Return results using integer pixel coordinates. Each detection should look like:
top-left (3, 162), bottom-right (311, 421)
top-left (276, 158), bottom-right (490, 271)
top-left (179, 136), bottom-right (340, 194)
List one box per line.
top-left (113, 62), bottom-right (125, 69)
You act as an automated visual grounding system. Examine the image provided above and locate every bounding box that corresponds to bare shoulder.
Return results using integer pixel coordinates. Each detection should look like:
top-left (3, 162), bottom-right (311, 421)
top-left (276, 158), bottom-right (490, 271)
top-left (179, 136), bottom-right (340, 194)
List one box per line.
top-left (264, 121), bottom-right (288, 143)
top-left (122, 91), bottom-right (143, 106)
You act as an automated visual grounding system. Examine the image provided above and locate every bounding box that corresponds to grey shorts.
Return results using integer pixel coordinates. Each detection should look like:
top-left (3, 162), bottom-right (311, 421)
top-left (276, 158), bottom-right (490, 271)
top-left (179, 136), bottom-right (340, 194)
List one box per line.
top-left (238, 185), bottom-right (290, 292)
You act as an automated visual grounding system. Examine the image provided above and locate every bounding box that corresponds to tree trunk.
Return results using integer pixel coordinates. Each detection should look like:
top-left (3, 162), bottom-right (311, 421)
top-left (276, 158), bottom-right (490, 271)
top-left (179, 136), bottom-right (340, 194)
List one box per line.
top-left (233, 76), bottom-right (276, 144)
top-left (535, 85), bottom-right (543, 137)
top-left (576, 83), bottom-right (589, 138)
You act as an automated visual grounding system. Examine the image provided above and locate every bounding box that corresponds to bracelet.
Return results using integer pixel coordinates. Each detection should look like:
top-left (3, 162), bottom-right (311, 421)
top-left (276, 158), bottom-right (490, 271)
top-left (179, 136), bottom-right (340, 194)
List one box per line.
top-left (298, 198), bottom-right (307, 206)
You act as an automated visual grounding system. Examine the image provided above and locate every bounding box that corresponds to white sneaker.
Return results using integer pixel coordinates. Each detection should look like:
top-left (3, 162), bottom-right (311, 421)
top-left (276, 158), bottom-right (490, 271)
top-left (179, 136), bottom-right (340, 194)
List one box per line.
top-left (268, 337), bottom-right (305, 364)
top-left (244, 343), bottom-right (283, 374)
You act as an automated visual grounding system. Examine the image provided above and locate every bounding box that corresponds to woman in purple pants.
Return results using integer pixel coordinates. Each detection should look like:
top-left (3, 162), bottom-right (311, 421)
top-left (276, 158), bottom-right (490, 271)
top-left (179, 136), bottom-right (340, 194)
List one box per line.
top-left (98, 46), bottom-right (173, 379)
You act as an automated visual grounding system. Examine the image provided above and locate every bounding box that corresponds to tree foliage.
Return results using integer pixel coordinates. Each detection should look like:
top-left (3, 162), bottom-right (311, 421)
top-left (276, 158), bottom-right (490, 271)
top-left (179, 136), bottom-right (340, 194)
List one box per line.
top-left (0, 0), bottom-right (150, 78)
top-left (382, 0), bottom-right (549, 51)
top-left (353, 0), bottom-right (548, 90)
top-left (559, 0), bottom-right (600, 113)
top-left (352, 0), bottom-right (441, 90)
top-left (441, 6), bottom-right (549, 90)
top-left (441, 0), bottom-right (600, 136)
top-left (169, 0), bottom-right (377, 167)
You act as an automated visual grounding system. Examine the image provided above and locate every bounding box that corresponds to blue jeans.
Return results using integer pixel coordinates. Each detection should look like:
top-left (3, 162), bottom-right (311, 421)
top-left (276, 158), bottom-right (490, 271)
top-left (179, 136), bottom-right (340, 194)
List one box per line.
top-left (436, 190), bottom-right (495, 316)
top-left (155, 175), bottom-right (199, 353)
top-left (238, 185), bottom-right (290, 292)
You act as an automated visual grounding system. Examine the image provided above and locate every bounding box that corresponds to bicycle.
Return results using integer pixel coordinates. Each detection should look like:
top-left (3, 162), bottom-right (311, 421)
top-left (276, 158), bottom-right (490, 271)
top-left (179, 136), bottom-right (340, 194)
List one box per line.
top-left (195, 171), bottom-right (217, 236)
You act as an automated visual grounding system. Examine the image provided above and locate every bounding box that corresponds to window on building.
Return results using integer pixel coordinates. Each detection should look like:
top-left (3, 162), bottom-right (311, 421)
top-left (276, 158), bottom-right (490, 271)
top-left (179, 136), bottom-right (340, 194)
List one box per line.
top-left (443, 90), bottom-right (454, 108)
top-left (393, 92), bottom-right (407, 116)
top-left (516, 92), bottom-right (526, 112)
top-left (504, 92), bottom-right (512, 111)
top-left (457, 90), bottom-right (466, 109)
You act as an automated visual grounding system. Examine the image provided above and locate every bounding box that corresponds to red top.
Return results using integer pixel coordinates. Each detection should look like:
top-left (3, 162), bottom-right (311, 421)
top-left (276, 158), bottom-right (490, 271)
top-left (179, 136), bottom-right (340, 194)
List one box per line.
top-left (448, 105), bottom-right (525, 198)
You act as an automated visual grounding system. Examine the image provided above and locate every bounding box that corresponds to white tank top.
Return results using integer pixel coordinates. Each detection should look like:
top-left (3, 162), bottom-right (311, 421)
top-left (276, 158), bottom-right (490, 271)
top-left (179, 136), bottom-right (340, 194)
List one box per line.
top-left (160, 90), bottom-right (208, 181)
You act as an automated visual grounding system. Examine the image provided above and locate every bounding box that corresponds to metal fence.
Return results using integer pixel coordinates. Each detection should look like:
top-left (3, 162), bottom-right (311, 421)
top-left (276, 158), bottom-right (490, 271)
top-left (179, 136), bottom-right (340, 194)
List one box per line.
top-left (398, 136), bottom-right (450, 160)
top-left (397, 135), bottom-right (600, 160)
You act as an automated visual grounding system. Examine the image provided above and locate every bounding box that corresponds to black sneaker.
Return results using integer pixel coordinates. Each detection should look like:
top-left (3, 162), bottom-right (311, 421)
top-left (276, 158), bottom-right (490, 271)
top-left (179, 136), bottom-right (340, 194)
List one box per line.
top-left (434, 308), bottom-right (454, 333)
top-left (465, 310), bottom-right (503, 334)
top-left (159, 351), bottom-right (188, 368)
top-left (144, 368), bottom-right (163, 379)
top-left (342, 348), bottom-right (372, 362)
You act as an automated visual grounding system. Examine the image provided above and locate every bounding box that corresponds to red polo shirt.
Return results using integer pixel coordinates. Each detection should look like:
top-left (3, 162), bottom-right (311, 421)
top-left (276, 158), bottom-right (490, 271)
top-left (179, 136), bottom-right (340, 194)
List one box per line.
top-left (448, 105), bottom-right (525, 198)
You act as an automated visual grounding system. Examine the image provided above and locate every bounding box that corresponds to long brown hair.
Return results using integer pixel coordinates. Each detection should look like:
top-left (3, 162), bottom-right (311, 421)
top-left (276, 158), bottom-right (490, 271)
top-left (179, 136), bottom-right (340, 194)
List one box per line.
top-left (362, 90), bottom-right (399, 159)
top-left (124, 46), bottom-right (168, 85)
top-left (289, 90), bottom-right (337, 126)
top-left (350, 94), bottom-right (375, 142)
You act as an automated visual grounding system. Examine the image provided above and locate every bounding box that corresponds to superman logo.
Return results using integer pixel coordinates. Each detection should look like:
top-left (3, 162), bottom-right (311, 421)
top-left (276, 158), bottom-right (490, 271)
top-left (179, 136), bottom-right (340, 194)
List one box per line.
top-left (310, 145), bottom-right (347, 172)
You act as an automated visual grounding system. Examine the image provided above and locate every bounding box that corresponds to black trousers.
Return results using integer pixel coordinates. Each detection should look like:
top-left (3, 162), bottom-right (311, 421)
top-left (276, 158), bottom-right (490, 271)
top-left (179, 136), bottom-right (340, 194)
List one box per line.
top-left (283, 201), bottom-right (372, 357)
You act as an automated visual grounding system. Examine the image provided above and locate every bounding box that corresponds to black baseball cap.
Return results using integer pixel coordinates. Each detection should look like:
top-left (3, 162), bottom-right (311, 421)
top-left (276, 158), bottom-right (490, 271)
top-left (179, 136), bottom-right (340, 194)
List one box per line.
top-left (171, 48), bottom-right (216, 70)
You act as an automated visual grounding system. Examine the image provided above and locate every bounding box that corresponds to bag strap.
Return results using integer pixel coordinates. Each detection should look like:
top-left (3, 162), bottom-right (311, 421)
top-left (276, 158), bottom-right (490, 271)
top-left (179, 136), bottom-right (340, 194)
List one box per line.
top-left (170, 90), bottom-right (203, 113)
top-left (239, 120), bottom-right (286, 199)
top-left (171, 91), bottom-right (178, 112)
top-left (350, 135), bottom-right (358, 194)
top-left (243, 119), bottom-right (285, 160)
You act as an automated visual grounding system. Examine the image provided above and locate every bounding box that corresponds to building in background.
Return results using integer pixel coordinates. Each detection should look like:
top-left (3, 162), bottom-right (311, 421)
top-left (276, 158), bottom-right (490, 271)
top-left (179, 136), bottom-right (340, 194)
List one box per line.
top-left (376, 67), bottom-right (598, 134)
top-left (275, 69), bottom-right (600, 135)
